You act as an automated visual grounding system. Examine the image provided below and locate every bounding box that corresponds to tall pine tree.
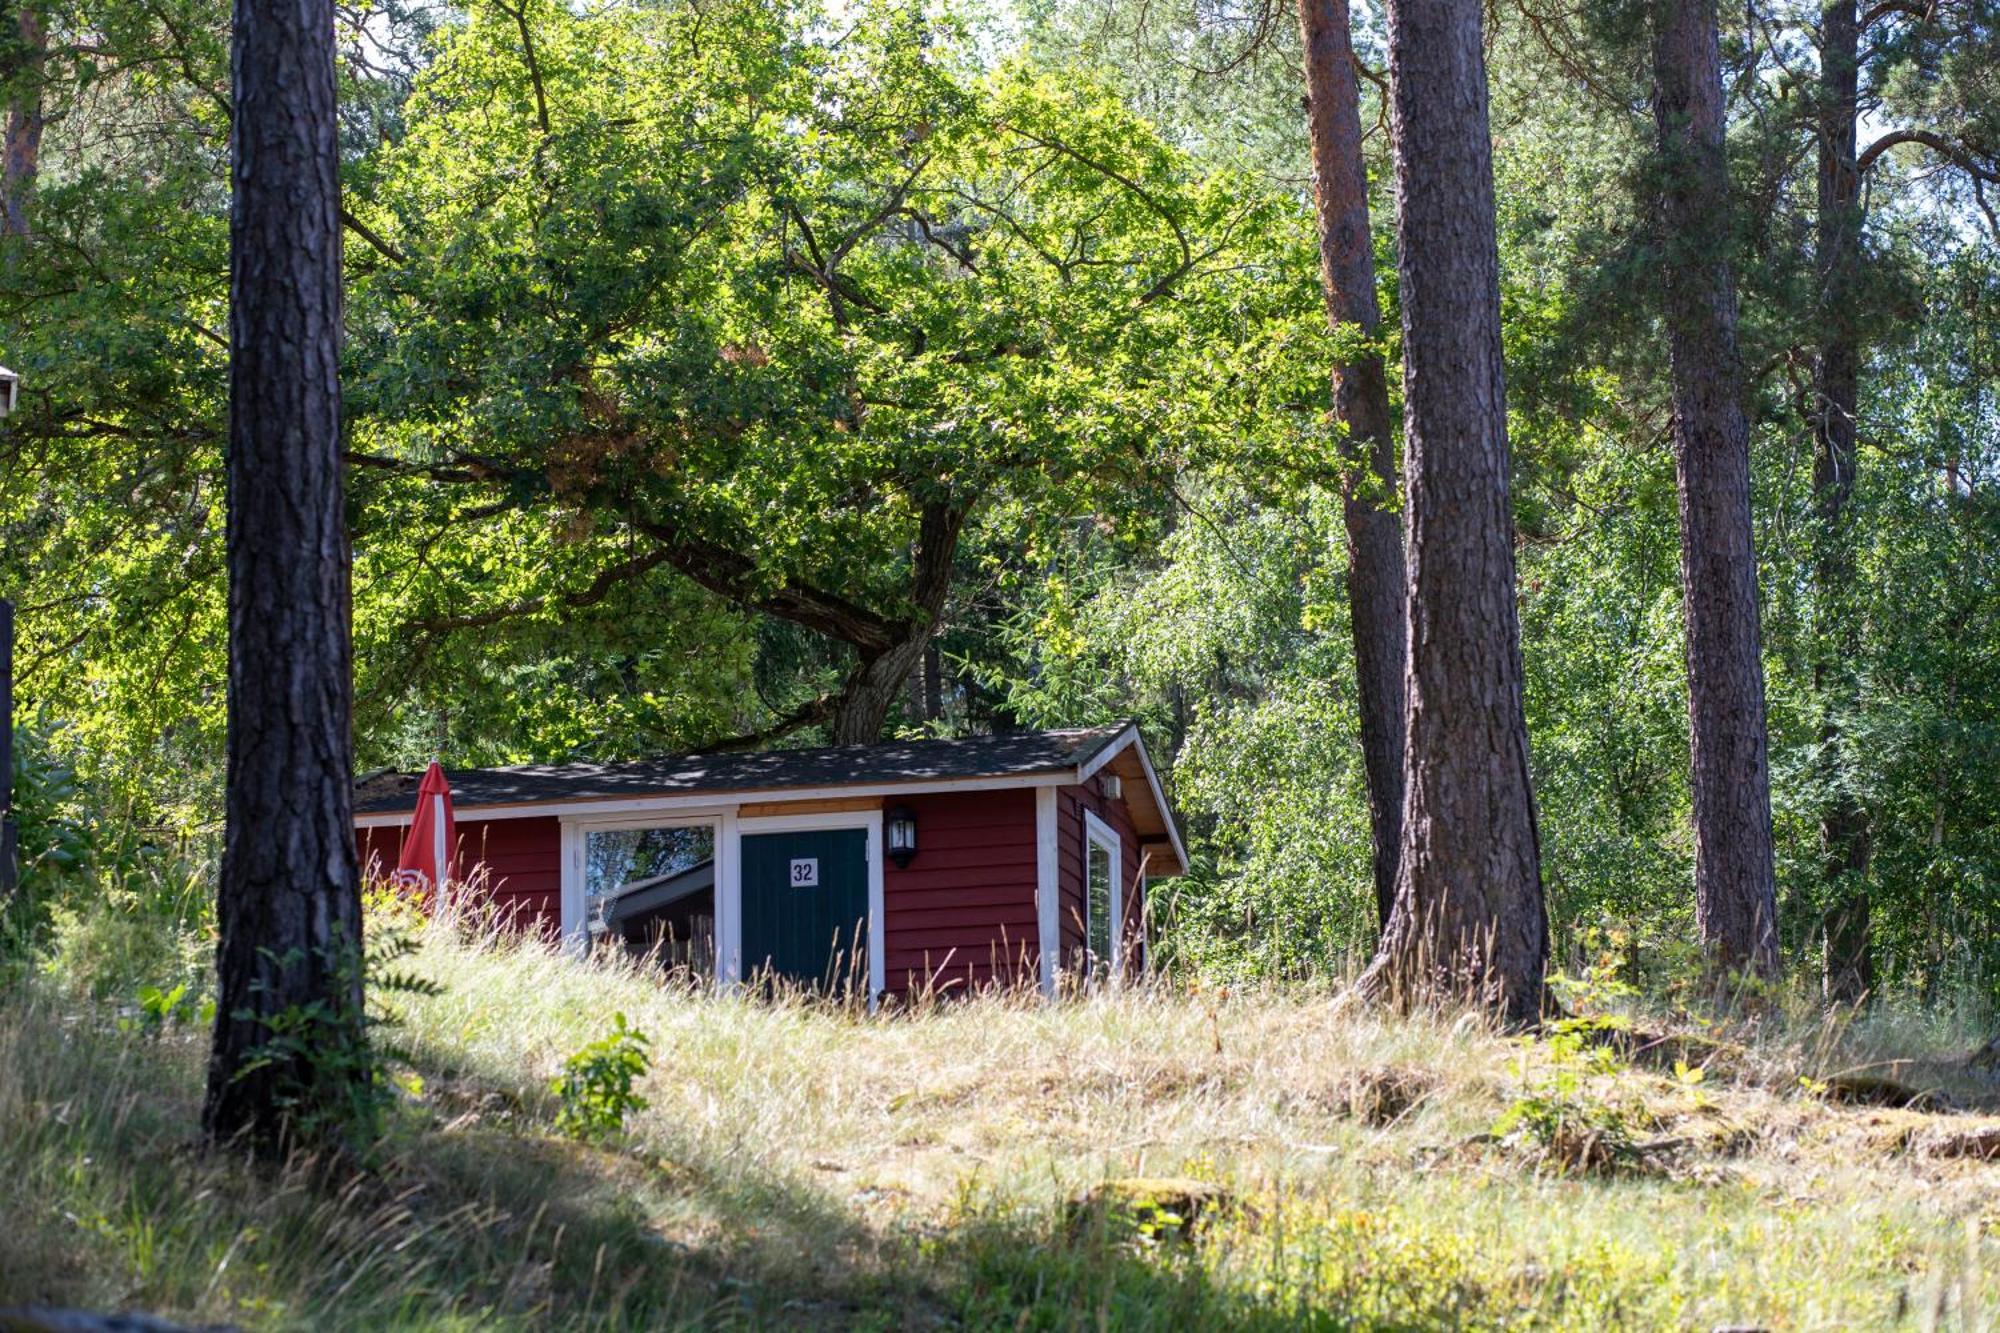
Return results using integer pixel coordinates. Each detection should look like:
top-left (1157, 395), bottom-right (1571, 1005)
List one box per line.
top-left (1357, 0), bottom-right (1548, 1023)
top-left (203, 0), bottom-right (363, 1151)
top-left (1650, 0), bottom-right (1781, 978)
top-left (1295, 0), bottom-right (1408, 934)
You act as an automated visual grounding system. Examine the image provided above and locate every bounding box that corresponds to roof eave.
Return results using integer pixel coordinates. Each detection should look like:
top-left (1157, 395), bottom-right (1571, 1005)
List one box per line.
top-left (353, 765), bottom-right (1083, 826)
top-left (1075, 722), bottom-right (1189, 876)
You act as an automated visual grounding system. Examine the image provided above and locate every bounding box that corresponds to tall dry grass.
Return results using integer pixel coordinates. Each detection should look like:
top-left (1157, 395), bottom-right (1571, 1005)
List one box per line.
top-left (3, 905), bottom-right (1999, 1328)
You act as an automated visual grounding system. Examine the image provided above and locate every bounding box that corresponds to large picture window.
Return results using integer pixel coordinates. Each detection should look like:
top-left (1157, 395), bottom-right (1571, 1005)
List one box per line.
top-left (585, 824), bottom-right (714, 904)
top-left (581, 821), bottom-right (717, 970)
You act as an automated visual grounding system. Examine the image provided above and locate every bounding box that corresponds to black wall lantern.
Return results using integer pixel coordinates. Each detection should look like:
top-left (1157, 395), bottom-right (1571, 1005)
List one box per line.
top-left (886, 804), bottom-right (918, 868)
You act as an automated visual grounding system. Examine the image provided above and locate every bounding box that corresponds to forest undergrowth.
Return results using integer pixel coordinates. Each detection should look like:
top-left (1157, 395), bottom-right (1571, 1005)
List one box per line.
top-left (4, 881), bottom-right (2000, 1331)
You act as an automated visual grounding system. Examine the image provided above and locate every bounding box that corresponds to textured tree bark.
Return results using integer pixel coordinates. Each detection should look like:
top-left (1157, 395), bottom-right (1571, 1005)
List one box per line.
top-left (1650, 0), bottom-right (1781, 978)
top-left (922, 640), bottom-right (943, 721)
top-left (1, 3), bottom-right (44, 237)
top-left (826, 501), bottom-right (965, 745)
top-left (203, 0), bottom-right (363, 1151)
top-left (1814, 0), bottom-right (1873, 1004)
top-left (1296, 0), bottom-right (1408, 934)
top-left (1354, 0), bottom-right (1548, 1024)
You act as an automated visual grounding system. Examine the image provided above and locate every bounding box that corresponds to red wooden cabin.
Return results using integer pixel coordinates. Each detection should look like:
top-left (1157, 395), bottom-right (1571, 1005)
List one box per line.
top-left (354, 724), bottom-right (1186, 998)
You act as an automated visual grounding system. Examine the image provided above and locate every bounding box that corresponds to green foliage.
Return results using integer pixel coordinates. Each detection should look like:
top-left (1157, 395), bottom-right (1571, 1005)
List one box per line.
top-left (2, 722), bottom-right (97, 965)
top-left (232, 929), bottom-right (443, 1156)
top-left (329, 0), bottom-right (1296, 754)
top-left (1493, 953), bottom-right (1652, 1172)
top-left (551, 1011), bottom-right (652, 1143)
top-left (1490, 1017), bottom-right (1645, 1173)
top-left (123, 980), bottom-right (209, 1037)
top-left (4, 0), bottom-right (2000, 1004)
top-left (33, 831), bottom-right (214, 1004)
top-left (9, 721), bottom-right (94, 882)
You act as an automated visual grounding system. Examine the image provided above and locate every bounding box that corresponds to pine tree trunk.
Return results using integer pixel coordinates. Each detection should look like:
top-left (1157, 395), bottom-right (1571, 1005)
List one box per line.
top-left (1296, 0), bottom-right (1408, 934)
top-left (2, 4), bottom-right (44, 237)
top-left (1814, 0), bottom-right (1872, 1004)
top-left (1355, 0), bottom-right (1548, 1025)
top-left (203, 0), bottom-right (362, 1152)
top-left (1650, 0), bottom-right (1781, 978)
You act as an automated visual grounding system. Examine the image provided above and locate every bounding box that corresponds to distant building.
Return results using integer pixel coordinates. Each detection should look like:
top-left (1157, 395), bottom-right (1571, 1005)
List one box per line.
top-left (356, 723), bottom-right (1185, 1000)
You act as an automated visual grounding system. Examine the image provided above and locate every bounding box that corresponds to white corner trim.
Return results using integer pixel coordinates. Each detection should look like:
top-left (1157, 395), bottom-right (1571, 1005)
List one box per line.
top-left (868, 817), bottom-right (886, 1005)
top-left (717, 807), bottom-right (741, 991)
top-left (1083, 807), bottom-right (1124, 980)
top-left (1035, 787), bottom-right (1059, 998)
top-left (558, 821), bottom-right (585, 958)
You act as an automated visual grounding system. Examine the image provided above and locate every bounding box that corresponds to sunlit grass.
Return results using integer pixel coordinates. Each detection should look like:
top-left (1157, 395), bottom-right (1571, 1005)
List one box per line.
top-left (4, 912), bottom-right (1999, 1328)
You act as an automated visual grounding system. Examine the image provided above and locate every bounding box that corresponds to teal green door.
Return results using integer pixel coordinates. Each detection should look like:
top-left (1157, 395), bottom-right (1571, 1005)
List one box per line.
top-left (740, 828), bottom-right (870, 991)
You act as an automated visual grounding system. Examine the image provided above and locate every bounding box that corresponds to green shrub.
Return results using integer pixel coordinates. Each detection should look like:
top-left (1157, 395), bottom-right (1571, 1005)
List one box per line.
top-left (1492, 953), bottom-right (1653, 1173)
top-left (229, 927), bottom-right (443, 1156)
top-left (551, 1012), bottom-right (651, 1143)
top-left (123, 980), bottom-right (210, 1037)
top-left (39, 851), bottom-right (212, 1002)
top-left (1489, 1006), bottom-right (1668, 1176)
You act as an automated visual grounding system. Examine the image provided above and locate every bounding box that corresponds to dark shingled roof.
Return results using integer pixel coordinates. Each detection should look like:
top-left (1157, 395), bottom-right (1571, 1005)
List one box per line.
top-left (354, 724), bottom-right (1133, 815)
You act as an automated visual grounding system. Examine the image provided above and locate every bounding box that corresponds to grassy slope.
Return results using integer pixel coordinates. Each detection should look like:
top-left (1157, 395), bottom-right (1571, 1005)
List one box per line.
top-left (4, 920), bottom-right (2000, 1330)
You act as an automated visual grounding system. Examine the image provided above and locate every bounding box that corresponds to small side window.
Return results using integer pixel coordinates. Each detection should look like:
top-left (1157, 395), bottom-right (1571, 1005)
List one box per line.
top-left (1087, 840), bottom-right (1113, 971)
top-left (1081, 810), bottom-right (1121, 988)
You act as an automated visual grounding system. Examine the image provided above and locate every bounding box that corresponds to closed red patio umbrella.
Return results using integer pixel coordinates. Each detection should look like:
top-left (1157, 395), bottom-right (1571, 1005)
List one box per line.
top-left (394, 760), bottom-right (457, 904)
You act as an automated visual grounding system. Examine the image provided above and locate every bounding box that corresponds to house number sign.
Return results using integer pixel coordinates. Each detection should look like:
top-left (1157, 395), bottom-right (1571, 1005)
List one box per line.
top-left (790, 858), bottom-right (819, 888)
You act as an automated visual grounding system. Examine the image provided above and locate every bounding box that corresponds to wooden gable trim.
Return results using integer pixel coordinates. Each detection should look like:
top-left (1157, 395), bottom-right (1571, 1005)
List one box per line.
top-left (1080, 727), bottom-right (1188, 876)
top-left (736, 795), bottom-right (881, 819)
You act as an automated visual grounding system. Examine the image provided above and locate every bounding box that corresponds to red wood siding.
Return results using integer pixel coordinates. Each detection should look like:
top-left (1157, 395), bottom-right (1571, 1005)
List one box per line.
top-left (881, 788), bottom-right (1039, 995)
top-left (353, 774), bottom-right (1160, 982)
top-left (356, 824), bottom-right (400, 885)
top-left (1057, 780), bottom-right (1147, 978)
top-left (355, 816), bottom-right (561, 937)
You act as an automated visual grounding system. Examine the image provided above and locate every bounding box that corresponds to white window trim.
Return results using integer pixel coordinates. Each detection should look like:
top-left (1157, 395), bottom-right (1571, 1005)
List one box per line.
top-left (1035, 788), bottom-right (1059, 998)
top-left (734, 807), bottom-right (885, 1004)
top-left (558, 807), bottom-right (730, 959)
top-left (1082, 808), bottom-right (1123, 982)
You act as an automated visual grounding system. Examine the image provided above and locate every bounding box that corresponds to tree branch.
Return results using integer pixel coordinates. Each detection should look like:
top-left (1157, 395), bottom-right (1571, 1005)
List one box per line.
top-left (345, 450), bottom-right (502, 486)
top-left (406, 546), bottom-right (674, 633)
top-left (1857, 128), bottom-right (2000, 182)
top-left (628, 515), bottom-right (903, 651)
top-left (1859, 0), bottom-right (1933, 29)
top-left (493, 0), bottom-right (551, 136)
top-left (341, 208), bottom-right (405, 264)
top-left (1000, 123), bottom-right (1194, 280)
top-left (703, 694), bottom-right (836, 751)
